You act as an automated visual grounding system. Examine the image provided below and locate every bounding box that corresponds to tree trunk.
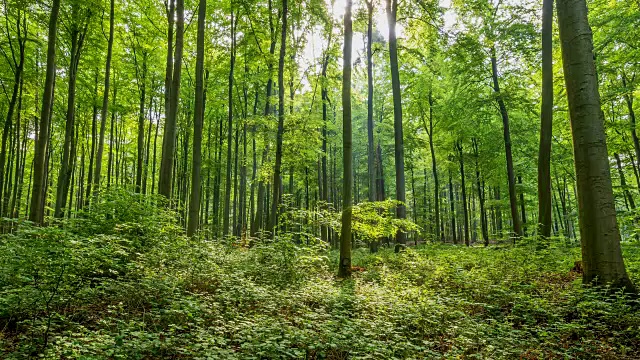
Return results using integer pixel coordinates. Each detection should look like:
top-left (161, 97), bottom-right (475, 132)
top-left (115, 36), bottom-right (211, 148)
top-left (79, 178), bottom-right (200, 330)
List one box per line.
top-left (448, 169), bottom-right (457, 244)
top-left (622, 75), bottom-right (640, 173)
top-left (490, 47), bottom-right (522, 238)
top-left (366, 0), bottom-right (376, 203)
top-left (135, 54), bottom-right (147, 193)
top-left (187, 0), bottom-right (206, 236)
top-left (30, 0), bottom-right (61, 224)
top-left (0, 24), bottom-right (24, 218)
top-left (223, 11), bottom-right (236, 236)
top-left (457, 141), bottom-right (470, 246)
top-left (92, 0), bottom-right (115, 199)
top-left (387, 0), bottom-right (407, 248)
top-left (615, 153), bottom-right (636, 210)
top-left (268, 0), bottom-right (288, 235)
top-left (538, 0), bottom-right (554, 238)
top-left (338, 0), bottom-right (353, 278)
top-left (159, 0), bottom-right (184, 198)
top-left (557, 0), bottom-right (634, 290)
top-left (473, 139), bottom-right (489, 245)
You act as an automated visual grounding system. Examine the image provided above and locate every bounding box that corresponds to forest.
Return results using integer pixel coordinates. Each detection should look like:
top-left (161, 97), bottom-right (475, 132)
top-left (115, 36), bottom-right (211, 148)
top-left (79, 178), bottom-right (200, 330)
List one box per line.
top-left (1, 0), bottom-right (640, 358)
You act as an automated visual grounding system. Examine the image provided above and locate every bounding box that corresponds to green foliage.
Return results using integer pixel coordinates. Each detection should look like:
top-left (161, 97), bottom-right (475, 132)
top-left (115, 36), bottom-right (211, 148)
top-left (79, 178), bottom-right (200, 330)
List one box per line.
top-left (2, 197), bottom-right (638, 359)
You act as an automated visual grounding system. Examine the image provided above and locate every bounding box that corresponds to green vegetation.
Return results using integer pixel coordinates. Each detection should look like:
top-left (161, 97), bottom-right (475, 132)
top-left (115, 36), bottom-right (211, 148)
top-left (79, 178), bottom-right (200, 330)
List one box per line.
top-left (2, 0), bottom-right (640, 357)
top-left (0, 192), bottom-right (639, 359)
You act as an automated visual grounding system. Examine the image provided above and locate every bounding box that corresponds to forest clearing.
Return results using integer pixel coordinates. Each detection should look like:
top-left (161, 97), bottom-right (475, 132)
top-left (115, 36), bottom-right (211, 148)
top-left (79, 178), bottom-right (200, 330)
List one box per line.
top-left (1, 0), bottom-right (640, 358)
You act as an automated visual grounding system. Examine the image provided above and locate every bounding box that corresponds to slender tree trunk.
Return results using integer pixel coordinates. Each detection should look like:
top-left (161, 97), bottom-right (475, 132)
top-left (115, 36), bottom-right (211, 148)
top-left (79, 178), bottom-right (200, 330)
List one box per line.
top-left (387, 0), bottom-right (407, 248)
top-left (424, 91), bottom-right (441, 242)
top-left (338, 0), bottom-right (353, 278)
top-left (151, 104), bottom-right (160, 194)
top-left (518, 175), bottom-right (527, 236)
top-left (490, 47), bottom-right (522, 238)
top-left (557, 0), bottom-right (634, 290)
top-left (366, 0), bottom-right (376, 203)
top-left (473, 139), bottom-right (489, 245)
top-left (135, 54), bottom-right (147, 193)
top-left (622, 75), bottom-right (640, 172)
top-left (0, 34), bottom-right (24, 218)
top-left (448, 169), bottom-right (457, 244)
top-left (10, 77), bottom-right (24, 218)
top-left (107, 80), bottom-right (117, 188)
top-left (319, 34), bottom-right (332, 243)
top-left (538, 0), bottom-right (554, 238)
top-left (223, 11), bottom-right (236, 236)
top-left (457, 142), bottom-right (469, 246)
top-left (92, 0), bottom-right (115, 199)
top-left (187, 0), bottom-right (206, 236)
top-left (142, 90), bottom-right (154, 195)
top-left (159, 0), bottom-right (184, 198)
top-left (615, 153), bottom-right (636, 210)
top-left (30, 0), bottom-right (61, 224)
top-left (268, 0), bottom-right (288, 235)
top-left (85, 71), bottom-right (98, 206)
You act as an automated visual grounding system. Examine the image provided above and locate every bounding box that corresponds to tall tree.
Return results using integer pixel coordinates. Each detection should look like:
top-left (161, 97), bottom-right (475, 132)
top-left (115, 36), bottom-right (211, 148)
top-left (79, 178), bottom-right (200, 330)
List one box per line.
top-left (55, 3), bottom-right (91, 218)
top-left (387, 0), bottom-right (407, 250)
top-left (490, 46), bottom-right (522, 239)
top-left (223, 9), bottom-right (236, 236)
top-left (0, 5), bottom-right (26, 218)
top-left (267, 0), bottom-right (288, 235)
top-left (187, 0), bottom-right (206, 236)
top-left (92, 0), bottom-right (115, 199)
top-left (557, 0), bottom-right (635, 290)
top-left (338, 0), bottom-right (353, 278)
top-left (537, 0), bottom-right (554, 238)
top-left (29, 0), bottom-right (61, 224)
top-left (159, 0), bottom-right (184, 198)
top-left (365, 0), bottom-right (376, 203)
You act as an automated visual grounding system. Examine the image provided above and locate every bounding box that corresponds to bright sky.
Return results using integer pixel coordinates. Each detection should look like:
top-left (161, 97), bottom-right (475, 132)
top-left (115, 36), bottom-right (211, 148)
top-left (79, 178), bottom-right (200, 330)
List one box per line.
top-left (300, 0), bottom-right (454, 91)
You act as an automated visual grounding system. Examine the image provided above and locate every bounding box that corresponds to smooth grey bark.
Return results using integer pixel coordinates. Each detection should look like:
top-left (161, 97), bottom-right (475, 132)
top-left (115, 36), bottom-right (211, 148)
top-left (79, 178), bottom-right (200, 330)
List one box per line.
top-left (557, 0), bottom-right (635, 290)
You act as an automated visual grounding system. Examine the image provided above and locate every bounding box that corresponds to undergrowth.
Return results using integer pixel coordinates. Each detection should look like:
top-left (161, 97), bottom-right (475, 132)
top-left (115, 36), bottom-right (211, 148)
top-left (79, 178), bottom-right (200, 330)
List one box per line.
top-left (1, 190), bottom-right (639, 359)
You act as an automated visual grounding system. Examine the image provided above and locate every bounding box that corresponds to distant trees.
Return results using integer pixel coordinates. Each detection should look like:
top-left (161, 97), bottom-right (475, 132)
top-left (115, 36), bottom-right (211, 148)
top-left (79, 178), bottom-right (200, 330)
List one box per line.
top-left (0, 0), bottom-right (637, 291)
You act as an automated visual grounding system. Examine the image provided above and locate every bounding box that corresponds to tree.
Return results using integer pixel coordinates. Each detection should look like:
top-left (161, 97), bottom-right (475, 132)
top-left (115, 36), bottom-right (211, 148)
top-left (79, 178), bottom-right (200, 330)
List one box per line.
top-left (223, 9), bottom-right (236, 236)
top-left (267, 0), bottom-right (288, 236)
top-left (537, 0), bottom-right (553, 239)
top-left (386, 0), bottom-right (407, 250)
top-left (55, 1), bottom-right (92, 218)
top-left (92, 0), bottom-right (115, 200)
top-left (557, 0), bottom-right (635, 290)
top-left (159, 0), bottom-right (184, 198)
top-left (338, 0), bottom-right (353, 278)
top-left (29, 0), bottom-right (61, 224)
top-left (365, 0), bottom-right (375, 204)
top-left (187, 0), bottom-right (206, 236)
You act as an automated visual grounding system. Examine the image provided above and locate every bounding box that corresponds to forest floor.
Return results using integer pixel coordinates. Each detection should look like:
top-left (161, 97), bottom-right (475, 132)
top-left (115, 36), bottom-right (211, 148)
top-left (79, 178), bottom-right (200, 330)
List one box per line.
top-left (1, 204), bottom-right (639, 359)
